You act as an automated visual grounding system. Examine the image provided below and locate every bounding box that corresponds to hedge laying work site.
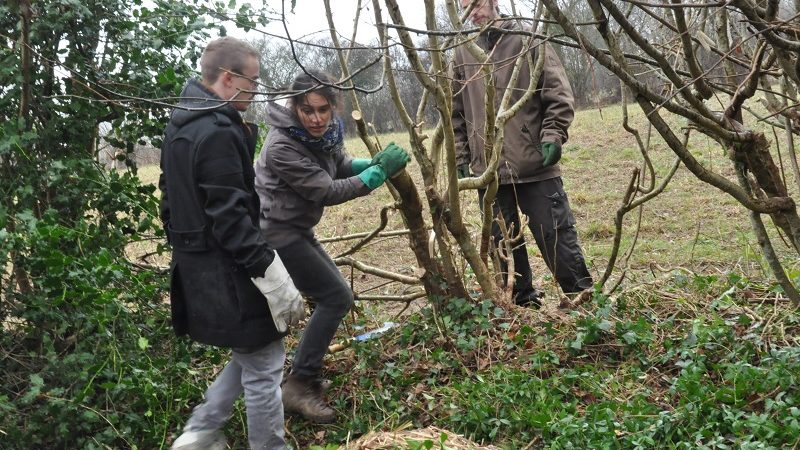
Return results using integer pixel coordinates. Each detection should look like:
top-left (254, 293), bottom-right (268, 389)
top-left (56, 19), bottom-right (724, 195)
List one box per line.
top-left (2, 0), bottom-right (799, 448)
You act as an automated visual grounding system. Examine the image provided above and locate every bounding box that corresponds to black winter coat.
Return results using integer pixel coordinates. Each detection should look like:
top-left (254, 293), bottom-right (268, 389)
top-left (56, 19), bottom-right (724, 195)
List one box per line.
top-left (159, 79), bottom-right (282, 348)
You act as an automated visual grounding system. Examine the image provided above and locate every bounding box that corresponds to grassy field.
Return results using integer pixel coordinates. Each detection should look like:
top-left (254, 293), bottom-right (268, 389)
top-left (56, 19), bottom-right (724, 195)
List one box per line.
top-left (136, 101), bottom-right (800, 449)
top-left (137, 100), bottom-right (797, 295)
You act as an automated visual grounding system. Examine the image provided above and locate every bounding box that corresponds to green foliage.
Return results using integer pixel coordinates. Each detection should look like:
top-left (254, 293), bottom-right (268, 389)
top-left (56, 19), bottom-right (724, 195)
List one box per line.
top-left (299, 279), bottom-right (800, 449)
top-left (0, 1), bottom-right (261, 447)
top-left (0, 164), bottom-right (219, 448)
top-left (3, 2), bottom-right (799, 448)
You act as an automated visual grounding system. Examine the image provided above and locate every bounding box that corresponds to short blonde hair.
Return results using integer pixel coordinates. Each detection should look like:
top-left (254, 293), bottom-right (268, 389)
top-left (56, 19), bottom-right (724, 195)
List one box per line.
top-left (200, 36), bottom-right (260, 83)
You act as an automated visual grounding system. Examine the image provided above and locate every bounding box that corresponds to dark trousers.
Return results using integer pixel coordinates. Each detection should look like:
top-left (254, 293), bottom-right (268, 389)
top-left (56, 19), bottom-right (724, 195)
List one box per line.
top-left (276, 236), bottom-right (353, 378)
top-left (479, 177), bottom-right (593, 295)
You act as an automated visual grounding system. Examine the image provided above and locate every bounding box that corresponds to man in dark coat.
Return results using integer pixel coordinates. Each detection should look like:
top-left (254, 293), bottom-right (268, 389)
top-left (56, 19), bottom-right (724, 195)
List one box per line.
top-left (453, 0), bottom-right (593, 305)
top-left (159, 36), bottom-right (303, 450)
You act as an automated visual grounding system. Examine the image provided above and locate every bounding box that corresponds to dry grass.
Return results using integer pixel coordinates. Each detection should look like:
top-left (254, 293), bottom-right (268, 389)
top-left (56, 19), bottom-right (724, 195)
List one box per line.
top-left (130, 102), bottom-right (800, 449)
top-left (134, 102), bottom-right (799, 318)
top-left (340, 425), bottom-right (502, 450)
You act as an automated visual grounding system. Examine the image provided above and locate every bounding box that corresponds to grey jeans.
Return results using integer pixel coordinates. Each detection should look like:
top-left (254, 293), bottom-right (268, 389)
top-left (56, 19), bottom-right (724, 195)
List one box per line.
top-left (183, 339), bottom-right (286, 450)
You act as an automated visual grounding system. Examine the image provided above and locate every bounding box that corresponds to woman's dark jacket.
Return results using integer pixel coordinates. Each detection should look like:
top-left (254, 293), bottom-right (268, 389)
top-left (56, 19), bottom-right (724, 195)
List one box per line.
top-left (254, 102), bottom-right (371, 247)
top-left (159, 78), bottom-right (282, 348)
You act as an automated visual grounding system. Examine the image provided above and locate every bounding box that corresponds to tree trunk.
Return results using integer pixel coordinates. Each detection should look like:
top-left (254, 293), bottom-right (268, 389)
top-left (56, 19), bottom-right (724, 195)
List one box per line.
top-left (11, 0), bottom-right (33, 295)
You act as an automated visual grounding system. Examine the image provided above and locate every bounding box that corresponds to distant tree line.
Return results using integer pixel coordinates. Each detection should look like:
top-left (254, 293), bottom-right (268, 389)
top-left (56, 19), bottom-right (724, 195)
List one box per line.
top-left (245, 35), bottom-right (439, 136)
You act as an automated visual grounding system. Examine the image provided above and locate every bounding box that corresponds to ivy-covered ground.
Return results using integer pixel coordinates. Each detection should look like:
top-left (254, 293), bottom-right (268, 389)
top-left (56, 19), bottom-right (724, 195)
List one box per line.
top-left (3, 106), bottom-right (798, 448)
top-left (288, 274), bottom-right (799, 449)
top-left (3, 256), bottom-right (798, 449)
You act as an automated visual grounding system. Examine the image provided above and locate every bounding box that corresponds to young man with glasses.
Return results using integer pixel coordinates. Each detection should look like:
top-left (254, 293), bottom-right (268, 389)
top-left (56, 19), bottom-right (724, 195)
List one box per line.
top-left (160, 36), bottom-right (304, 450)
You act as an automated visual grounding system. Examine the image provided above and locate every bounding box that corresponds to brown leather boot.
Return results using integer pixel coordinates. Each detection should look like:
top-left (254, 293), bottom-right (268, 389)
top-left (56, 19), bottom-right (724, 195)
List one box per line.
top-left (282, 375), bottom-right (336, 424)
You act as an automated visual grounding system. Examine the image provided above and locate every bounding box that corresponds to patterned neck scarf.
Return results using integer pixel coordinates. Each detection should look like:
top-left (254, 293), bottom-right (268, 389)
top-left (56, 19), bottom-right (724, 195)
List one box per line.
top-left (287, 117), bottom-right (344, 154)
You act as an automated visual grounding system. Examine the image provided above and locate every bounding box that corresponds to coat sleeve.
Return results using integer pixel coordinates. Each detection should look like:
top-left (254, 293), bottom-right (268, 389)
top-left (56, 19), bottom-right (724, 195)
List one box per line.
top-left (334, 148), bottom-right (355, 179)
top-left (158, 158), bottom-right (170, 243)
top-left (451, 50), bottom-right (471, 167)
top-left (195, 127), bottom-right (272, 277)
top-left (537, 43), bottom-right (575, 145)
top-left (267, 141), bottom-right (371, 207)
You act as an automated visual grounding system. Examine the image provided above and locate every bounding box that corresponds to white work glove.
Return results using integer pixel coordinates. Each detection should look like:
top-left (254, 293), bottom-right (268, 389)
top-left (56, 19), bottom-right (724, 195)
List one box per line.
top-left (251, 254), bottom-right (305, 333)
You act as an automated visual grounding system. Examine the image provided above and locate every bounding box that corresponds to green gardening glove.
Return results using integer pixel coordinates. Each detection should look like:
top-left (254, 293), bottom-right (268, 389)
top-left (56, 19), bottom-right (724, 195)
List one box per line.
top-left (370, 142), bottom-right (405, 166)
top-left (373, 142), bottom-right (411, 177)
top-left (351, 158), bottom-right (372, 175)
top-left (539, 141), bottom-right (562, 167)
top-left (357, 165), bottom-right (387, 190)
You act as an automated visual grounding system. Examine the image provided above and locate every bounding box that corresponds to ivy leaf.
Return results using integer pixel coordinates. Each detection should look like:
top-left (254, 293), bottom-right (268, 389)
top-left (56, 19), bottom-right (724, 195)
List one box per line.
top-left (22, 374), bottom-right (45, 403)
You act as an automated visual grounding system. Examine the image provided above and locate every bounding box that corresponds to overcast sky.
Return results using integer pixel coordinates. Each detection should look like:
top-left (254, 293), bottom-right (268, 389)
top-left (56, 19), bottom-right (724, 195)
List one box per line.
top-left (261, 0), bottom-right (427, 42)
top-left (231, 0), bottom-right (531, 43)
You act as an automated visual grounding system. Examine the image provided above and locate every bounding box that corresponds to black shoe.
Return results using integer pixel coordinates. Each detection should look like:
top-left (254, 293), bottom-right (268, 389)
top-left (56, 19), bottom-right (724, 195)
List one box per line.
top-left (514, 289), bottom-right (543, 309)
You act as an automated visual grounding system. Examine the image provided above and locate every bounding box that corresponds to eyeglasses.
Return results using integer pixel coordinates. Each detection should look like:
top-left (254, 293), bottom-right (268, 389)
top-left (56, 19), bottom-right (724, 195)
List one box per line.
top-left (233, 72), bottom-right (259, 90)
top-left (222, 67), bottom-right (260, 90)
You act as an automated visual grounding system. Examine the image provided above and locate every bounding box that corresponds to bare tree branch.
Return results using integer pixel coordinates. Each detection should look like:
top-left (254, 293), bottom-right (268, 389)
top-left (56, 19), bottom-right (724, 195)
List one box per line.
top-left (333, 256), bottom-right (420, 284)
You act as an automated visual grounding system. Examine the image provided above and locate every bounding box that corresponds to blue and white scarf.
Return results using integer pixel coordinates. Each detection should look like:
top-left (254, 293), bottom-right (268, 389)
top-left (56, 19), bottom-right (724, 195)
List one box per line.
top-left (287, 117), bottom-right (344, 154)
